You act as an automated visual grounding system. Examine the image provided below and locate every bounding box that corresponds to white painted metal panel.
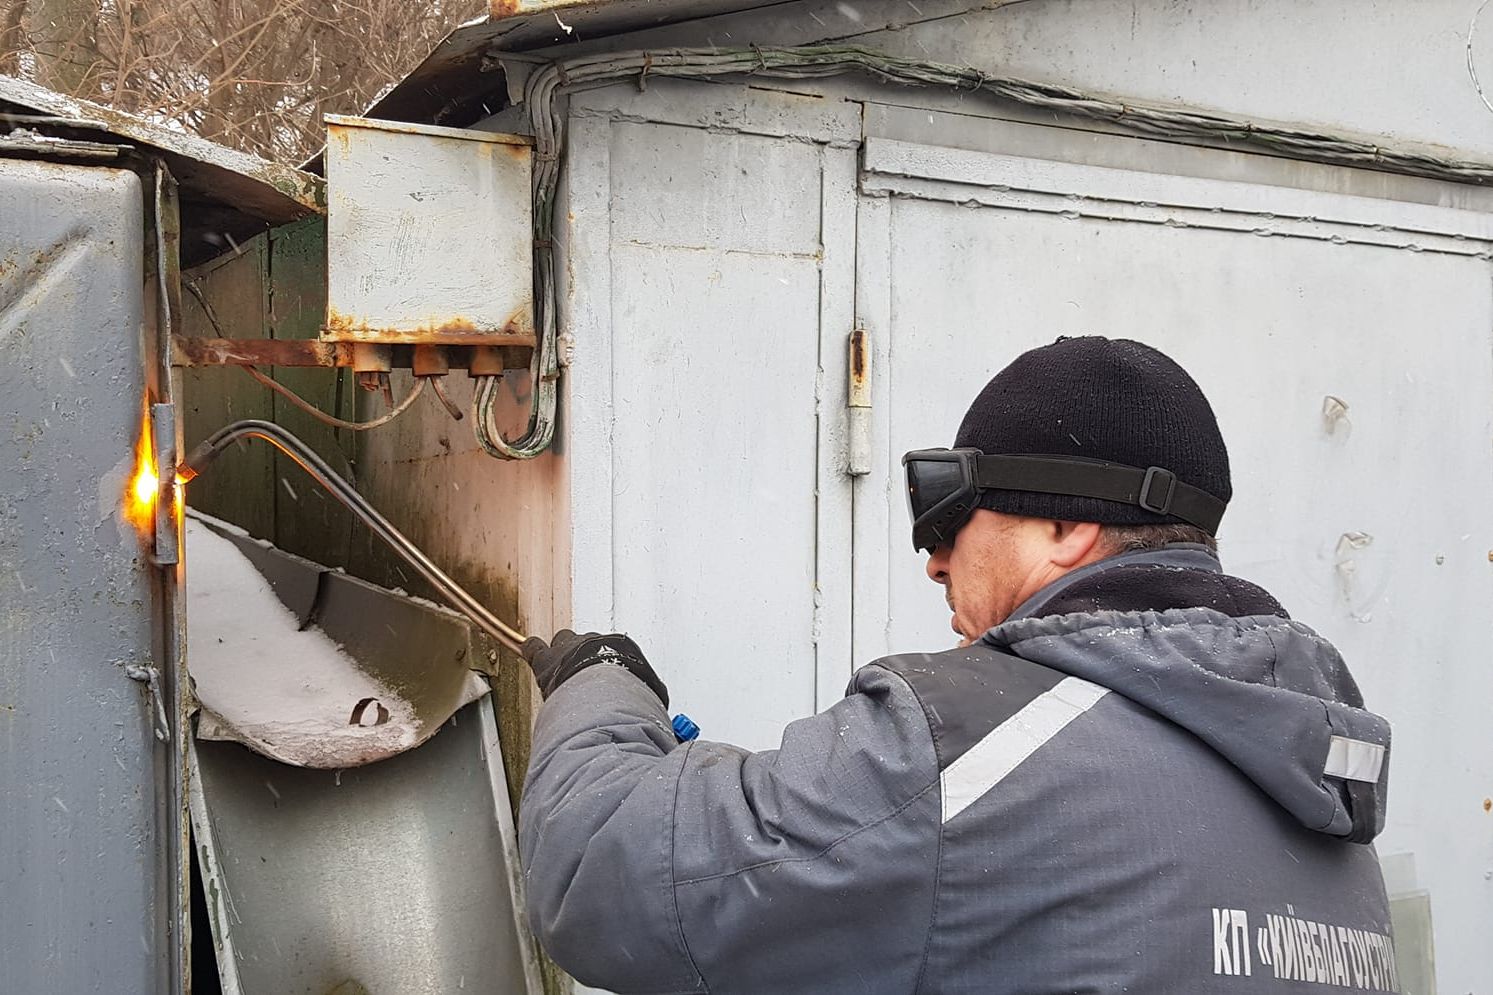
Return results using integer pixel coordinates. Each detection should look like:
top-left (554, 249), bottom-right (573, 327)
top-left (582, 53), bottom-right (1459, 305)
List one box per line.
top-left (324, 116), bottom-right (533, 342)
top-left (608, 243), bottom-right (821, 750)
top-left (561, 81), bottom-right (859, 751)
top-left (854, 130), bottom-right (1493, 991)
top-left (853, 0), bottom-right (1493, 165)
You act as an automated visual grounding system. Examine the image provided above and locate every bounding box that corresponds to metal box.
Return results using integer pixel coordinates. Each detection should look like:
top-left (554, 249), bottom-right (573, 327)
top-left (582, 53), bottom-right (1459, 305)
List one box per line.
top-left (324, 115), bottom-right (533, 344)
top-left (1, 156), bottom-right (170, 995)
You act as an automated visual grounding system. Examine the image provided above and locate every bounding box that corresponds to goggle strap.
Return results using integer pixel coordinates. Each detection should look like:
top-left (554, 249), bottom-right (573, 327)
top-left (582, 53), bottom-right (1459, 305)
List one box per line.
top-left (972, 454), bottom-right (1226, 534)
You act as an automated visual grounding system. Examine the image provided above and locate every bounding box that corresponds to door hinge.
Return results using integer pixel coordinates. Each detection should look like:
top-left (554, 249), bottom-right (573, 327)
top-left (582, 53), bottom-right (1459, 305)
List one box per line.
top-left (150, 402), bottom-right (180, 566)
top-left (847, 327), bottom-right (871, 476)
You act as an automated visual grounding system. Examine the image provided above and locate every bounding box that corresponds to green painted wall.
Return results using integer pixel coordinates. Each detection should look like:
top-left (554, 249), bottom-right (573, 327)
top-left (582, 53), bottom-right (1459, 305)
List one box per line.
top-left (179, 220), bottom-right (559, 991)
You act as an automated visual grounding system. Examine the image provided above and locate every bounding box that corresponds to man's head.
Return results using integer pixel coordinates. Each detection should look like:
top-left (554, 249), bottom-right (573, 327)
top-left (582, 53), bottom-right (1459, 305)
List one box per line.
top-left (908, 336), bottom-right (1231, 643)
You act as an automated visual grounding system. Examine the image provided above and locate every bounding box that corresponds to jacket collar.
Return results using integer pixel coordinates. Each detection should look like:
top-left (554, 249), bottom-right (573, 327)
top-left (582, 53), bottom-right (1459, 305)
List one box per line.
top-left (1003, 544), bottom-right (1223, 624)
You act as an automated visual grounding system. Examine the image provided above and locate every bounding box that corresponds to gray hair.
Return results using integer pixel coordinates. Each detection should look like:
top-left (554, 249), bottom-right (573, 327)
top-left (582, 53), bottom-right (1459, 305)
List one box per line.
top-left (1099, 523), bottom-right (1218, 555)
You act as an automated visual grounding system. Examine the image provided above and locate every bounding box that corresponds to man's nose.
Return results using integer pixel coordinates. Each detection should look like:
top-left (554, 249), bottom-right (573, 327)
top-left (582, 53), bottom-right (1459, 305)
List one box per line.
top-left (926, 547), bottom-right (950, 585)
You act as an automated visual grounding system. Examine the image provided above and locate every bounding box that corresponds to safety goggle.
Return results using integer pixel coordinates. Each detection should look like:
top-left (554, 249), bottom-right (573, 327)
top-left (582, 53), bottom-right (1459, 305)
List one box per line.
top-left (901, 448), bottom-right (1227, 553)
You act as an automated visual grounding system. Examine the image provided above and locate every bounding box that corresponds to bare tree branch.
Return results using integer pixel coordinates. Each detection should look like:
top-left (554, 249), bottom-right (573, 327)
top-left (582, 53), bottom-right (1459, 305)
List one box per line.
top-left (0, 0), bottom-right (485, 162)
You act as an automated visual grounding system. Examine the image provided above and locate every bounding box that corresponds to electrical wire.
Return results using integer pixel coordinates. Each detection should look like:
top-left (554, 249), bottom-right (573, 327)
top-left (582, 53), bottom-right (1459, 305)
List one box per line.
top-left (1470, 0), bottom-right (1493, 116)
top-left (183, 279), bottom-right (434, 433)
top-left (239, 364), bottom-right (428, 431)
top-left (179, 419), bottom-right (529, 655)
top-left (428, 373), bottom-right (465, 421)
top-left (472, 373), bottom-right (537, 459)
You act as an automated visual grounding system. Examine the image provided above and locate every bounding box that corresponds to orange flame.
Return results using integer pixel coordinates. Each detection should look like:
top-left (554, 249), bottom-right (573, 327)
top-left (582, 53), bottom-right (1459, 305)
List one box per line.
top-left (125, 406), bottom-right (183, 533)
top-left (125, 409), bottom-right (157, 531)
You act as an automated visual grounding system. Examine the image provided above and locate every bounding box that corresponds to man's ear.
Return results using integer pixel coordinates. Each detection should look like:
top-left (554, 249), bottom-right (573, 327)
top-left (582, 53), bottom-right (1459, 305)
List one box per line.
top-left (1049, 520), bottom-right (1105, 568)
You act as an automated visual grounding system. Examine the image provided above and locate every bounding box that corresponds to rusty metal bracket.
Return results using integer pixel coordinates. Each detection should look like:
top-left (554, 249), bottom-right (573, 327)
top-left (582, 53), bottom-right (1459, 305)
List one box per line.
top-left (322, 315), bottom-right (538, 347)
top-left (171, 335), bottom-right (534, 371)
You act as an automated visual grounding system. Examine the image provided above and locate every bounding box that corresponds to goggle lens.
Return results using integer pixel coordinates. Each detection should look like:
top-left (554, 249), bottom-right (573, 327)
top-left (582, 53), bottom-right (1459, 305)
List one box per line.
top-left (906, 458), bottom-right (966, 522)
top-left (903, 449), bottom-right (979, 553)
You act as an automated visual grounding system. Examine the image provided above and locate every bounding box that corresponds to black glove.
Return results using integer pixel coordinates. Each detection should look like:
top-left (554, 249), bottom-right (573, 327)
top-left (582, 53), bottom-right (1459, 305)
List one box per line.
top-left (521, 630), bottom-right (669, 708)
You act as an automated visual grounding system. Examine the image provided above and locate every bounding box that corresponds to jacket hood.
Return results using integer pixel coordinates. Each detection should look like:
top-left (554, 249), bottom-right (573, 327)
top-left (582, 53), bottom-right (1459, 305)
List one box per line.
top-left (984, 547), bottom-right (1391, 843)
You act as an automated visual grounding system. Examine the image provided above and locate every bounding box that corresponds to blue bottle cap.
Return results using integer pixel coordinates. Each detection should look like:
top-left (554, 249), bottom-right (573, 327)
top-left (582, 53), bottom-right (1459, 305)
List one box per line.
top-left (671, 713), bottom-right (700, 742)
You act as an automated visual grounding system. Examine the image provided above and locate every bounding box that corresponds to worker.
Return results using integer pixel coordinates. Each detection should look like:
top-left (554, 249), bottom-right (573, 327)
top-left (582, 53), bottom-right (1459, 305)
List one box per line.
top-left (518, 336), bottom-right (1397, 993)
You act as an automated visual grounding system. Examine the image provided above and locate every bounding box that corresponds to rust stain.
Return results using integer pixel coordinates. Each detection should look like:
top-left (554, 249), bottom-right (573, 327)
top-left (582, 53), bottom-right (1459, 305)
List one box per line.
top-left (351, 343), bottom-right (392, 373)
top-left (501, 303), bottom-right (534, 338)
top-left (323, 305), bottom-right (537, 347)
top-left (411, 344), bottom-right (451, 377)
top-left (489, 0), bottom-right (522, 19)
top-left (469, 346), bottom-right (506, 377)
top-left (473, 137), bottom-right (534, 163)
top-left (1484, 798), bottom-right (1491, 813)
top-left (848, 327), bottom-right (871, 408)
top-left (850, 329), bottom-right (868, 383)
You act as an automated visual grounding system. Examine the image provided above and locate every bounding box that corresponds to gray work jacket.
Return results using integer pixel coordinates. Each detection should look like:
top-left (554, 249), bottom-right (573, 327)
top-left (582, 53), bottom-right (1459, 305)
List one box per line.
top-left (519, 547), bottom-right (1397, 993)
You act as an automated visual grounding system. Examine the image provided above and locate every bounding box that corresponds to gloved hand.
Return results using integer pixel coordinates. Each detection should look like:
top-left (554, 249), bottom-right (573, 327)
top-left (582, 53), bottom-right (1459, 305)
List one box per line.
top-left (521, 630), bottom-right (669, 708)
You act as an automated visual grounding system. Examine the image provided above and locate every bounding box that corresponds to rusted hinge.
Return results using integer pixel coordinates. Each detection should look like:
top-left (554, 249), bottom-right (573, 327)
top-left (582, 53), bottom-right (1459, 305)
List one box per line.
top-left (847, 327), bottom-right (871, 476)
top-left (150, 403), bottom-right (180, 566)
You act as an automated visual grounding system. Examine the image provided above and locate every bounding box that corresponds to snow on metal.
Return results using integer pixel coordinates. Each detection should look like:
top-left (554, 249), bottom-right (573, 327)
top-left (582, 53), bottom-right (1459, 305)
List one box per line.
top-left (185, 514), bottom-right (491, 768)
top-left (0, 74), bottom-right (321, 219)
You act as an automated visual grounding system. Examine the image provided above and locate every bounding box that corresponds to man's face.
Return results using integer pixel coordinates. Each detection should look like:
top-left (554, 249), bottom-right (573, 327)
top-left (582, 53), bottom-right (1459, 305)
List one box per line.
top-left (925, 510), bottom-right (1095, 645)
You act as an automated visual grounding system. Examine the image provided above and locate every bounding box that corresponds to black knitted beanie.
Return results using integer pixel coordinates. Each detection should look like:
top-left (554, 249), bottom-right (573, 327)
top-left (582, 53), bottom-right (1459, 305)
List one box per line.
top-left (953, 336), bottom-right (1231, 526)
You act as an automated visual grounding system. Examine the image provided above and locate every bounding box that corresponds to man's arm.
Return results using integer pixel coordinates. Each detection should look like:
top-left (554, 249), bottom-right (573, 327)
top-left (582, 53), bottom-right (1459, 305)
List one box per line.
top-left (519, 659), bottom-right (941, 994)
